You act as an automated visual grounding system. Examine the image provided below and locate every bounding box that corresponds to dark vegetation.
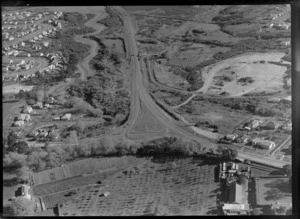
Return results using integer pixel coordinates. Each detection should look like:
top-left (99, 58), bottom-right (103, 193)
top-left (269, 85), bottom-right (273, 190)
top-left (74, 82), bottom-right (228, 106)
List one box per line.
top-left (97, 7), bottom-right (123, 28)
top-left (170, 65), bottom-right (204, 91)
top-left (190, 95), bottom-right (291, 117)
top-left (238, 76), bottom-right (254, 84)
top-left (212, 7), bottom-right (252, 26)
top-left (43, 12), bottom-right (96, 77)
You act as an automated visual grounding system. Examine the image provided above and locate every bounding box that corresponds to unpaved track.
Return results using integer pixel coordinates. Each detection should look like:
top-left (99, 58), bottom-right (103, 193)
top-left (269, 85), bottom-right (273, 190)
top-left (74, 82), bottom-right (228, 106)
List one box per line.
top-left (173, 52), bottom-right (288, 108)
top-left (73, 7), bottom-right (107, 80)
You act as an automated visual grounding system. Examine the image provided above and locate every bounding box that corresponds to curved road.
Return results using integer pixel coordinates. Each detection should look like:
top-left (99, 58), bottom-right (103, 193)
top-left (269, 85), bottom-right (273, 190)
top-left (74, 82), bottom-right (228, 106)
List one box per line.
top-left (73, 8), bottom-right (107, 80)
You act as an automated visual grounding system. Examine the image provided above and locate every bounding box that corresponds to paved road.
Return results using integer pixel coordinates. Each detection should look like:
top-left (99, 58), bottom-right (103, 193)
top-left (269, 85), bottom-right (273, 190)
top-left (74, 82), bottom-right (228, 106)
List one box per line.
top-left (111, 6), bottom-right (217, 146)
top-left (3, 56), bottom-right (49, 77)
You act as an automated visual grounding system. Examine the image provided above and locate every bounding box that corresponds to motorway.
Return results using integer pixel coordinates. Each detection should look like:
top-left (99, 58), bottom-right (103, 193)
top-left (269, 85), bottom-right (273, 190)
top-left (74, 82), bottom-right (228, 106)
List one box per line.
top-left (110, 6), bottom-right (216, 147)
top-left (107, 7), bottom-right (291, 168)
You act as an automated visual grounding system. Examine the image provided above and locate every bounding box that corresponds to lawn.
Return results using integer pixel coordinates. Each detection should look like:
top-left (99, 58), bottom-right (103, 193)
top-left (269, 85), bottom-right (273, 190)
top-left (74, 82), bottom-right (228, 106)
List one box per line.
top-left (3, 84), bottom-right (34, 94)
top-left (58, 157), bottom-right (220, 216)
top-left (255, 177), bottom-right (292, 206)
top-left (2, 101), bottom-right (20, 120)
top-left (176, 100), bottom-right (250, 135)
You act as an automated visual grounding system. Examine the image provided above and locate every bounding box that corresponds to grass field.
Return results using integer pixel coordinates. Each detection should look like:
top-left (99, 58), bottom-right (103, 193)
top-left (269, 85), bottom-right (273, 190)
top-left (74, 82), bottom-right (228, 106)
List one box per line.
top-left (58, 157), bottom-right (220, 216)
top-left (176, 100), bottom-right (250, 135)
top-left (33, 157), bottom-right (142, 186)
top-left (2, 101), bottom-right (20, 120)
top-left (255, 177), bottom-right (291, 206)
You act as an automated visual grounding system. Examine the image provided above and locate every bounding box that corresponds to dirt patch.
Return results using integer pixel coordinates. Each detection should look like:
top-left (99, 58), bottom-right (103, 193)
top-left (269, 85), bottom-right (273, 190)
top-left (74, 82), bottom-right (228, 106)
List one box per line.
top-left (203, 52), bottom-right (288, 97)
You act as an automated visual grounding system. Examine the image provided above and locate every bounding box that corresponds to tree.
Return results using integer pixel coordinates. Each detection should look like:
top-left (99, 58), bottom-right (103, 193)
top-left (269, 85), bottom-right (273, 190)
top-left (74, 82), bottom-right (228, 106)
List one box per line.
top-left (3, 152), bottom-right (27, 169)
top-left (237, 175), bottom-right (247, 185)
top-left (76, 119), bottom-right (86, 133)
top-left (11, 197), bottom-right (36, 216)
top-left (27, 98), bottom-right (36, 105)
top-left (36, 89), bottom-right (45, 102)
top-left (7, 132), bottom-right (17, 147)
top-left (13, 141), bottom-right (30, 154)
top-left (18, 89), bottom-right (26, 100)
top-left (252, 208), bottom-right (262, 215)
top-left (220, 148), bottom-right (238, 161)
top-left (114, 141), bottom-right (129, 156)
top-left (283, 164), bottom-right (292, 176)
top-left (16, 166), bottom-right (33, 183)
top-left (276, 206), bottom-right (287, 215)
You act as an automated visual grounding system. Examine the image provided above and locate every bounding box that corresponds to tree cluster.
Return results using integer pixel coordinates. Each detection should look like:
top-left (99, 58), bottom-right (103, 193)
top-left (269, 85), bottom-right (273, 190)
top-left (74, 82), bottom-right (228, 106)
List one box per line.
top-left (97, 7), bottom-right (123, 28)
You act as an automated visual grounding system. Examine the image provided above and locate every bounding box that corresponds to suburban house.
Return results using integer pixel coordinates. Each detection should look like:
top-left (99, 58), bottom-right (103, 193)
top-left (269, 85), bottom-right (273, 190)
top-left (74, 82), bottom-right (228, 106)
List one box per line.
top-left (244, 120), bottom-right (262, 130)
top-left (33, 101), bottom-right (43, 109)
top-left (17, 113), bottom-right (31, 121)
top-left (257, 140), bottom-right (276, 149)
top-left (38, 130), bottom-right (49, 137)
top-left (61, 113), bottom-right (71, 120)
top-left (236, 135), bottom-right (249, 143)
top-left (282, 121), bottom-right (292, 132)
top-left (14, 120), bottom-right (25, 126)
top-left (225, 134), bottom-right (238, 141)
top-left (251, 137), bottom-right (263, 146)
top-left (48, 131), bottom-right (60, 140)
top-left (268, 98), bottom-right (281, 103)
top-left (281, 96), bottom-right (291, 103)
top-left (53, 116), bottom-right (61, 121)
top-left (21, 185), bottom-right (31, 199)
top-left (22, 106), bottom-right (33, 114)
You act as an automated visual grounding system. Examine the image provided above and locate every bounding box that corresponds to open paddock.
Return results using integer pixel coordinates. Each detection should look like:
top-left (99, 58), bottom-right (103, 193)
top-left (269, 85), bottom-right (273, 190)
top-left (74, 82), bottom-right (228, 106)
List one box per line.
top-left (58, 157), bottom-right (220, 216)
top-left (33, 156), bottom-right (142, 186)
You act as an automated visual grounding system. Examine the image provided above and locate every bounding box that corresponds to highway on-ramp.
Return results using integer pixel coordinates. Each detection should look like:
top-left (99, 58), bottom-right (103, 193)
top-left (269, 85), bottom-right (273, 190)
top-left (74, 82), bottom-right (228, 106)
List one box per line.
top-left (103, 7), bottom-right (290, 168)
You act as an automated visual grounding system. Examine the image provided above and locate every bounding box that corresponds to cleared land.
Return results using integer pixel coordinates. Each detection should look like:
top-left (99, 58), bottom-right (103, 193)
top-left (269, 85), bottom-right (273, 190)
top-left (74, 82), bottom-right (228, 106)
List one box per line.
top-left (203, 52), bottom-right (289, 97)
top-left (3, 84), bottom-right (34, 94)
top-left (255, 177), bottom-right (291, 206)
top-left (58, 157), bottom-right (219, 216)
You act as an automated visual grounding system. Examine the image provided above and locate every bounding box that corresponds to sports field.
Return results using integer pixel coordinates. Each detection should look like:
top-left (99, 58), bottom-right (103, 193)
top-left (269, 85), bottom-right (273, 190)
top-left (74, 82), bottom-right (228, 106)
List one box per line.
top-left (255, 177), bottom-right (291, 206)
